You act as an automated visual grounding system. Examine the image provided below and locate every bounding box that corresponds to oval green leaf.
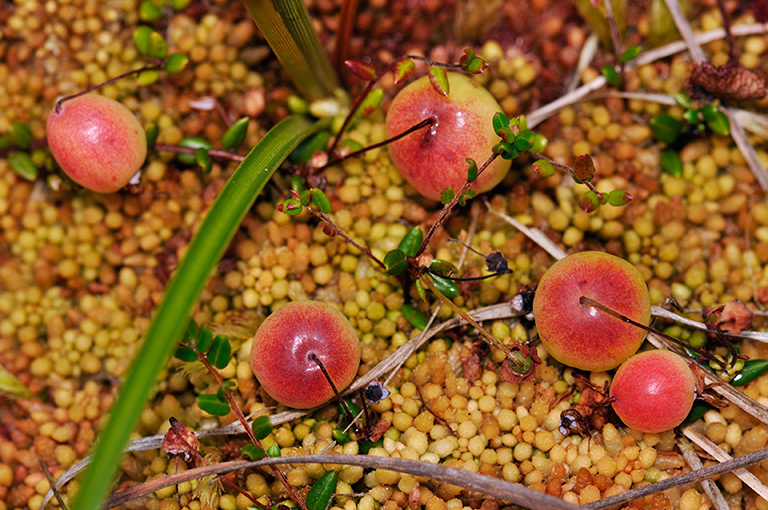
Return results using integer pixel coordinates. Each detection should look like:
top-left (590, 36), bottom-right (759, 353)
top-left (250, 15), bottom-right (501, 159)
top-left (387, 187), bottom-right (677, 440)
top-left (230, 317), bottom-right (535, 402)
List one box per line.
top-left (401, 304), bottom-right (428, 330)
top-left (178, 137), bottom-right (213, 164)
top-left (222, 117), bottom-right (250, 150)
top-left (398, 227), bottom-right (423, 258)
top-left (306, 471), bottom-right (338, 510)
top-left (660, 150), bottom-right (683, 176)
top-left (8, 152), bottom-right (38, 181)
top-left (650, 114), bottom-right (682, 144)
top-left (731, 359), bottom-right (768, 386)
top-left (207, 335), bottom-right (232, 369)
top-left (174, 345), bottom-right (198, 362)
top-left (428, 67), bottom-right (449, 97)
top-left (241, 444), bottom-right (265, 461)
top-left (165, 53), bottom-right (189, 74)
top-left (430, 274), bottom-right (459, 298)
top-left (10, 122), bottom-right (32, 149)
top-left (266, 442), bottom-right (281, 457)
top-left (252, 415), bottom-right (273, 439)
top-left (197, 394), bottom-right (230, 416)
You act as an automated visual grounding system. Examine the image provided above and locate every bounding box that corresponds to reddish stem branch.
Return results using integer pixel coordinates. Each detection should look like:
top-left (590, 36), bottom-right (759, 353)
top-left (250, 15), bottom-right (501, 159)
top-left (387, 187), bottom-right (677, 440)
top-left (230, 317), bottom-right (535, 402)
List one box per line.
top-left (197, 353), bottom-right (309, 510)
top-left (154, 144), bottom-right (245, 163)
top-left (55, 64), bottom-right (159, 113)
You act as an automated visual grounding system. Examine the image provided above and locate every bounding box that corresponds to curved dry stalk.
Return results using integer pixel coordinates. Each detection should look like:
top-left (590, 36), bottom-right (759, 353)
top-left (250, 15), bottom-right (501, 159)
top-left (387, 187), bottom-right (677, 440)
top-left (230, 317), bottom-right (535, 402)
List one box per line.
top-left (103, 449), bottom-right (768, 510)
top-left (104, 455), bottom-right (579, 510)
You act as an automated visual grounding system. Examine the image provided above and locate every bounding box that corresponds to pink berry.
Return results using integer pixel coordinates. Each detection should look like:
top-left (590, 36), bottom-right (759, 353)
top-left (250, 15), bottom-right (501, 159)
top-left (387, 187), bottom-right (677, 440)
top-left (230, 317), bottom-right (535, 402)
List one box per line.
top-left (610, 350), bottom-right (696, 433)
top-left (385, 72), bottom-right (510, 201)
top-left (46, 94), bottom-right (147, 193)
top-left (532, 251), bottom-right (651, 371)
top-left (250, 301), bottom-right (361, 409)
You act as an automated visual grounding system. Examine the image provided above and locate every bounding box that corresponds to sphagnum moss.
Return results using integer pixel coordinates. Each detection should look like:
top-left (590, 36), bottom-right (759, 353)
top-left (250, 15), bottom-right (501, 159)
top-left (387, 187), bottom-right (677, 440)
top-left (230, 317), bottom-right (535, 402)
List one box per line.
top-left (5, 2), bottom-right (768, 510)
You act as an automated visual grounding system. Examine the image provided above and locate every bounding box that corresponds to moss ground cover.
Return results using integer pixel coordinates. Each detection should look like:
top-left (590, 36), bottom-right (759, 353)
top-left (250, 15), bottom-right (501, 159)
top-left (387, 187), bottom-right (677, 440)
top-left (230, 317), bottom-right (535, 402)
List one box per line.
top-left (4, 1), bottom-right (768, 510)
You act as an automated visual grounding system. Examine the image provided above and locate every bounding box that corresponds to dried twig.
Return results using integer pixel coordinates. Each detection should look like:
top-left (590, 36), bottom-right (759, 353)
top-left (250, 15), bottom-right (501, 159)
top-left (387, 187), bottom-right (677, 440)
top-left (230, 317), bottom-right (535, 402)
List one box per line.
top-left (682, 425), bottom-right (768, 500)
top-left (677, 436), bottom-right (729, 510)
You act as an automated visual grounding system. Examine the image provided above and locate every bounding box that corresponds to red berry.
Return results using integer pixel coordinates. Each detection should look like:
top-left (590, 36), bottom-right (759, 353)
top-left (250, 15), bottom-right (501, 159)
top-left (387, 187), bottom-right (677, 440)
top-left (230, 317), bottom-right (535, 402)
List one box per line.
top-left (47, 94), bottom-right (147, 193)
top-left (532, 251), bottom-right (651, 371)
top-left (610, 350), bottom-right (696, 433)
top-left (250, 301), bottom-right (361, 409)
top-left (385, 72), bottom-right (510, 201)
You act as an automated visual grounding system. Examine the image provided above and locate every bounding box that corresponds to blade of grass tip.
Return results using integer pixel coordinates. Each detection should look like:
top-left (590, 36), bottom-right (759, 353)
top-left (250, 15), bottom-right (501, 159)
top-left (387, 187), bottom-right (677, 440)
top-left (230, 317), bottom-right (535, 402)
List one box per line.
top-left (274, 0), bottom-right (338, 94)
top-left (241, 0), bottom-right (335, 101)
top-left (70, 115), bottom-right (324, 510)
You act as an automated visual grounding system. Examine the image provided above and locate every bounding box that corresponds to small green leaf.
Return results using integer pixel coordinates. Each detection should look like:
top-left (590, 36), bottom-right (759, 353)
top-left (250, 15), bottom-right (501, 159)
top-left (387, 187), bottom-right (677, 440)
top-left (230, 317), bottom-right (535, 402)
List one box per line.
top-left (137, 69), bottom-right (160, 86)
top-left (278, 198), bottom-right (303, 216)
top-left (701, 105), bottom-right (730, 136)
top-left (731, 359), bottom-right (768, 386)
top-left (619, 45), bottom-right (641, 63)
top-left (310, 188), bottom-right (332, 214)
top-left (428, 67), bottom-right (449, 97)
top-left (171, 0), bottom-right (190, 10)
top-left (513, 130), bottom-right (536, 152)
top-left (660, 151), bottom-right (683, 176)
top-left (492, 112), bottom-right (510, 135)
top-left (222, 117), bottom-right (250, 150)
top-left (430, 259), bottom-right (457, 277)
top-left (401, 304), bottom-right (428, 330)
top-left (174, 345), bottom-right (198, 362)
top-left (252, 415), bottom-right (273, 439)
top-left (194, 147), bottom-right (212, 173)
top-left (533, 159), bottom-right (556, 178)
top-left (581, 190), bottom-right (601, 213)
top-left (145, 123), bottom-right (159, 149)
top-left (459, 48), bottom-right (475, 65)
top-left (181, 320), bottom-right (199, 344)
top-left (298, 189), bottom-right (312, 207)
top-left (241, 444), bottom-right (265, 461)
top-left (8, 152), bottom-right (38, 181)
top-left (457, 189), bottom-right (476, 206)
top-left (606, 189), bottom-right (632, 207)
top-left (673, 92), bottom-right (692, 110)
top-left (464, 56), bottom-right (489, 74)
top-left (393, 58), bottom-right (415, 84)
top-left (165, 53), bottom-right (189, 74)
top-left (498, 126), bottom-right (516, 144)
top-left (216, 380), bottom-right (237, 401)
top-left (266, 442), bottom-right (281, 457)
top-left (10, 122), bottom-right (32, 149)
top-left (358, 88), bottom-right (384, 116)
top-left (414, 278), bottom-right (427, 301)
top-left (440, 187), bottom-right (455, 204)
top-left (398, 227), bottom-right (423, 258)
top-left (139, 0), bottom-right (162, 22)
top-left (338, 398), bottom-right (361, 426)
top-left (178, 137), bottom-right (213, 164)
top-left (359, 438), bottom-right (384, 454)
top-left (383, 249), bottom-right (408, 276)
top-left (465, 158), bottom-right (478, 182)
top-left (601, 66), bottom-right (621, 87)
top-left (683, 109), bottom-right (700, 125)
top-left (429, 274), bottom-right (460, 298)
top-left (650, 115), bottom-right (682, 144)
top-left (133, 26), bottom-right (168, 59)
top-left (344, 59), bottom-right (377, 81)
top-left (531, 134), bottom-right (548, 153)
top-left (207, 335), bottom-right (232, 369)
top-left (333, 428), bottom-right (351, 444)
top-left (573, 154), bottom-right (595, 182)
top-left (0, 364), bottom-right (30, 398)
top-left (195, 327), bottom-right (213, 353)
top-left (306, 471), bottom-right (338, 510)
top-left (197, 394), bottom-right (230, 416)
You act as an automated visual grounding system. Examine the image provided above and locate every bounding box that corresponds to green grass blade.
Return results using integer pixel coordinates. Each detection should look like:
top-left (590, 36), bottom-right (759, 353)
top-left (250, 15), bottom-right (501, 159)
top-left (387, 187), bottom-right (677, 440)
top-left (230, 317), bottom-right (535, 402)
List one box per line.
top-left (242, 0), bottom-right (337, 101)
top-left (71, 115), bottom-right (322, 510)
top-left (273, 0), bottom-right (338, 95)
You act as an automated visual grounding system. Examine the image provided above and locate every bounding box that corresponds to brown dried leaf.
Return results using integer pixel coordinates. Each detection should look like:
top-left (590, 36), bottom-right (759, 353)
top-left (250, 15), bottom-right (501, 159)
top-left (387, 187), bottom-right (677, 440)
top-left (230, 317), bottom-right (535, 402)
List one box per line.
top-left (462, 340), bottom-right (487, 382)
top-left (703, 299), bottom-right (754, 335)
top-left (162, 417), bottom-right (199, 463)
top-left (367, 417), bottom-right (391, 442)
top-left (689, 62), bottom-right (768, 101)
